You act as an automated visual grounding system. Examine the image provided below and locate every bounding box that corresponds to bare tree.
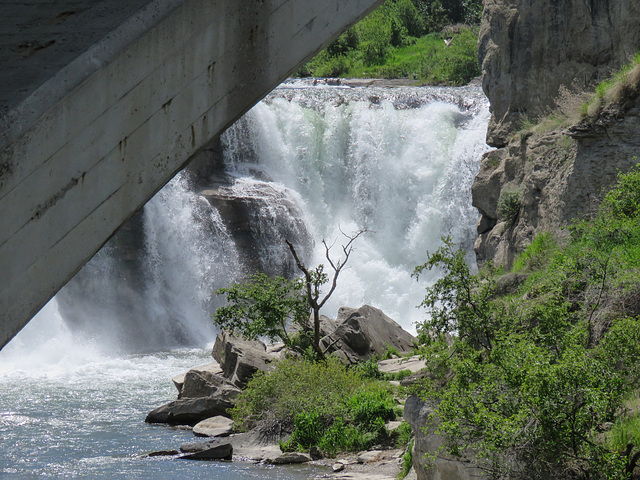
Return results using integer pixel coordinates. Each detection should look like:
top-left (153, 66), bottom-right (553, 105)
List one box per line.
top-left (285, 229), bottom-right (365, 359)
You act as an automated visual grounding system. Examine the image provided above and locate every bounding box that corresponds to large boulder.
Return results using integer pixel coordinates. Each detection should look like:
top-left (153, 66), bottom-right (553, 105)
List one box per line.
top-left (180, 369), bottom-right (239, 399)
top-left (320, 305), bottom-right (417, 364)
top-left (404, 395), bottom-right (485, 480)
top-left (145, 390), bottom-right (240, 426)
top-left (212, 332), bottom-right (275, 388)
top-left (193, 416), bottom-right (234, 437)
top-left (172, 361), bottom-right (223, 395)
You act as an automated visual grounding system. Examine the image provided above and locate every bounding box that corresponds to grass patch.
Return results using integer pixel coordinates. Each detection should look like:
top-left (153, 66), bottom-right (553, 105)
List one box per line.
top-left (298, 27), bottom-right (480, 86)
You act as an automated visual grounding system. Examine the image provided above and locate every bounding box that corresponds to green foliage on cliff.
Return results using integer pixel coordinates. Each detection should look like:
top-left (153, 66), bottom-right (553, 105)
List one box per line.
top-left (232, 357), bottom-right (399, 456)
top-left (414, 165), bottom-right (640, 479)
top-left (295, 0), bottom-right (482, 85)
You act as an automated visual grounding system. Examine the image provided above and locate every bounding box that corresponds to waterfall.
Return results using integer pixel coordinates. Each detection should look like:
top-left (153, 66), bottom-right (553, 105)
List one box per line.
top-left (6, 82), bottom-right (490, 354)
top-left (220, 82), bottom-right (491, 331)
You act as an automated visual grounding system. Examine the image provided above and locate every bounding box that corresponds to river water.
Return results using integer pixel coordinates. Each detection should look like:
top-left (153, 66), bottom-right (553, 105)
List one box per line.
top-left (0, 81), bottom-right (490, 479)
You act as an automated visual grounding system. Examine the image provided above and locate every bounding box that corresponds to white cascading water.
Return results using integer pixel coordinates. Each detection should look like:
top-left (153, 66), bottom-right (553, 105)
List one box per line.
top-left (222, 82), bottom-right (490, 330)
top-left (0, 81), bottom-right (491, 479)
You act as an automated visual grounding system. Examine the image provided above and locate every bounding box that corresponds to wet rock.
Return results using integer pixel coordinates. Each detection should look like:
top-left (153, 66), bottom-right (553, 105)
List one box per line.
top-left (144, 449), bottom-right (179, 457)
top-left (265, 452), bottom-right (312, 465)
top-left (333, 462), bottom-right (345, 472)
top-left (145, 395), bottom-right (238, 426)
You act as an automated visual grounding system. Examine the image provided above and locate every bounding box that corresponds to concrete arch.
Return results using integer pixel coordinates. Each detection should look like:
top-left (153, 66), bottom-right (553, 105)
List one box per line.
top-left (0, 0), bottom-right (384, 349)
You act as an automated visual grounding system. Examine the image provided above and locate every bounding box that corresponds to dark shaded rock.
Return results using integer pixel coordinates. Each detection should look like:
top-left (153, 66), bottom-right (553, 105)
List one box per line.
top-left (212, 332), bottom-right (275, 388)
top-left (179, 443), bottom-right (233, 461)
top-left (145, 395), bottom-right (239, 426)
top-left (144, 450), bottom-right (179, 457)
top-left (181, 425), bottom-right (284, 463)
top-left (320, 305), bottom-right (417, 364)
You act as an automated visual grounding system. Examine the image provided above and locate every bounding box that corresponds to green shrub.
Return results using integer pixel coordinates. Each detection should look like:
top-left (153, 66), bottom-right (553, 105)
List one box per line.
top-left (394, 421), bottom-right (413, 448)
top-left (348, 385), bottom-right (397, 429)
top-left (602, 163), bottom-right (640, 220)
top-left (233, 356), bottom-right (399, 456)
top-left (231, 357), bottom-right (359, 430)
top-left (497, 187), bottom-right (522, 225)
top-left (412, 163), bottom-right (640, 478)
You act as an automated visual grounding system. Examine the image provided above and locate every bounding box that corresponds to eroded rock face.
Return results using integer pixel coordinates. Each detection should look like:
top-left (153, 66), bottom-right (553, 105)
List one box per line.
top-left (212, 332), bottom-right (275, 388)
top-left (480, 0), bottom-right (640, 147)
top-left (472, 93), bottom-right (640, 269)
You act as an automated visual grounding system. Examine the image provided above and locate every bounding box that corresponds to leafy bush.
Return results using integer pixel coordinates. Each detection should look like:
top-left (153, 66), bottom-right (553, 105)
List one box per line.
top-left (413, 163), bottom-right (640, 478)
top-left (231, 357), bottom-right (359, 430)
top-left (233, 357), bottom-right (399, 456)
top-left (497, 187), bottom-right (522, 224)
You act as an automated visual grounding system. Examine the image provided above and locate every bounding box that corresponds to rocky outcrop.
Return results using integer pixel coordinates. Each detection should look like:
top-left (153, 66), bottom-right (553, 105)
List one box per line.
top-left (475, 1), bottom-right (640, 268)
top-left (472, 90), bottom-right (640, 269)
top-left (211, 332), bottom-right (276, 388)
top-left (320, 305), bottom-right (417, 364)
top-left (480, 0), bottom-right (640, 147)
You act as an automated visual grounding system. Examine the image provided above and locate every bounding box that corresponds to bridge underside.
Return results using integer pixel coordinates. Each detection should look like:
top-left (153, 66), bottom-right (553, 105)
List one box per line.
top-left (0, 0), bottom-right (383, 349)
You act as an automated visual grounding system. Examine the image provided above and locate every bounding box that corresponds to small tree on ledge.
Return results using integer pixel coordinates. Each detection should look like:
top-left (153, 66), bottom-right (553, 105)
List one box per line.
top-left (212, 230), bottom-right (365, 360)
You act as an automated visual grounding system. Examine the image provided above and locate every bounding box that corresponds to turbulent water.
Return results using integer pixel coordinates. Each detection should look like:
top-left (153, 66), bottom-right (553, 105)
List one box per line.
top-left (0, 81), bottom-right (491, 479)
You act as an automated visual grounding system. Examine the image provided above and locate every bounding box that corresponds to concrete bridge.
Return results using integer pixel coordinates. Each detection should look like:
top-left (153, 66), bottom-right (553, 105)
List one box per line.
top-left (0, 0), bottom-right (383, 349)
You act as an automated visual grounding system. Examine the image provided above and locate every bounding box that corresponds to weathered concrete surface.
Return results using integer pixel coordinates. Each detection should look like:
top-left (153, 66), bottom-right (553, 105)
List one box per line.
top-left (0, 0), bottom-right (384, 349)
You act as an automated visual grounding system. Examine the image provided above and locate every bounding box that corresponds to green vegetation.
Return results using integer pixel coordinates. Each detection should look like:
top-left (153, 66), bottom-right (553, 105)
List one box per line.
top-left (496, 187), bottom-right (522, 225)
top-left (232, 357), bottom-right (400, 456)
top-left (584, 53), bottom-right (640, 118)
top-left (412, 165), bottom-right (640, 478)
top-left (295, 0), bottom-right (482, 85)
top-left (213, 272), bottom-right (308, 348)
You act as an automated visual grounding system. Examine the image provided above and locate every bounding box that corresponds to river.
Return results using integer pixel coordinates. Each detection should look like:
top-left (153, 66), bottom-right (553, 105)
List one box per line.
top-left (0, 80), bottom-right (490, 479)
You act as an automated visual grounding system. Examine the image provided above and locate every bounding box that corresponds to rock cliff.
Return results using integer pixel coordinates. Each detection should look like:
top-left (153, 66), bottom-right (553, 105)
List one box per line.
top-left (474, 0), bottom-right (640, 269)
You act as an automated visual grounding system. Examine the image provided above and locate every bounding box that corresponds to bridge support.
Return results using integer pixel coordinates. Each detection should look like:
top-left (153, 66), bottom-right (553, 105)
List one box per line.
top-left (0, 0), bottom-right (383, 349)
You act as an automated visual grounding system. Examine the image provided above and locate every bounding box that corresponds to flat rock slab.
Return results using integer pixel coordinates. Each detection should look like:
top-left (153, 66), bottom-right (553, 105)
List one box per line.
top-left (193, 415), bottom-right (234, 437)
top-left (266, 452), bottom-right (312, 465)
top-left (378, 356), bottom-right (426, 374)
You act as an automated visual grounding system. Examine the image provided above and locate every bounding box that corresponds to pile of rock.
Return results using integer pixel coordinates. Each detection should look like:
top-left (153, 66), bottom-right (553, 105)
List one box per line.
top-left (144, 304), bottom-right (419, 476)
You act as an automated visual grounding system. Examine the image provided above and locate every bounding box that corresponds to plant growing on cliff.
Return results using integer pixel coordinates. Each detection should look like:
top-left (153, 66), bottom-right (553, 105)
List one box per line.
top-left (497, 187), bottom-right (522, 226)
top-left (413, 166), bottom-right (640, 478)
